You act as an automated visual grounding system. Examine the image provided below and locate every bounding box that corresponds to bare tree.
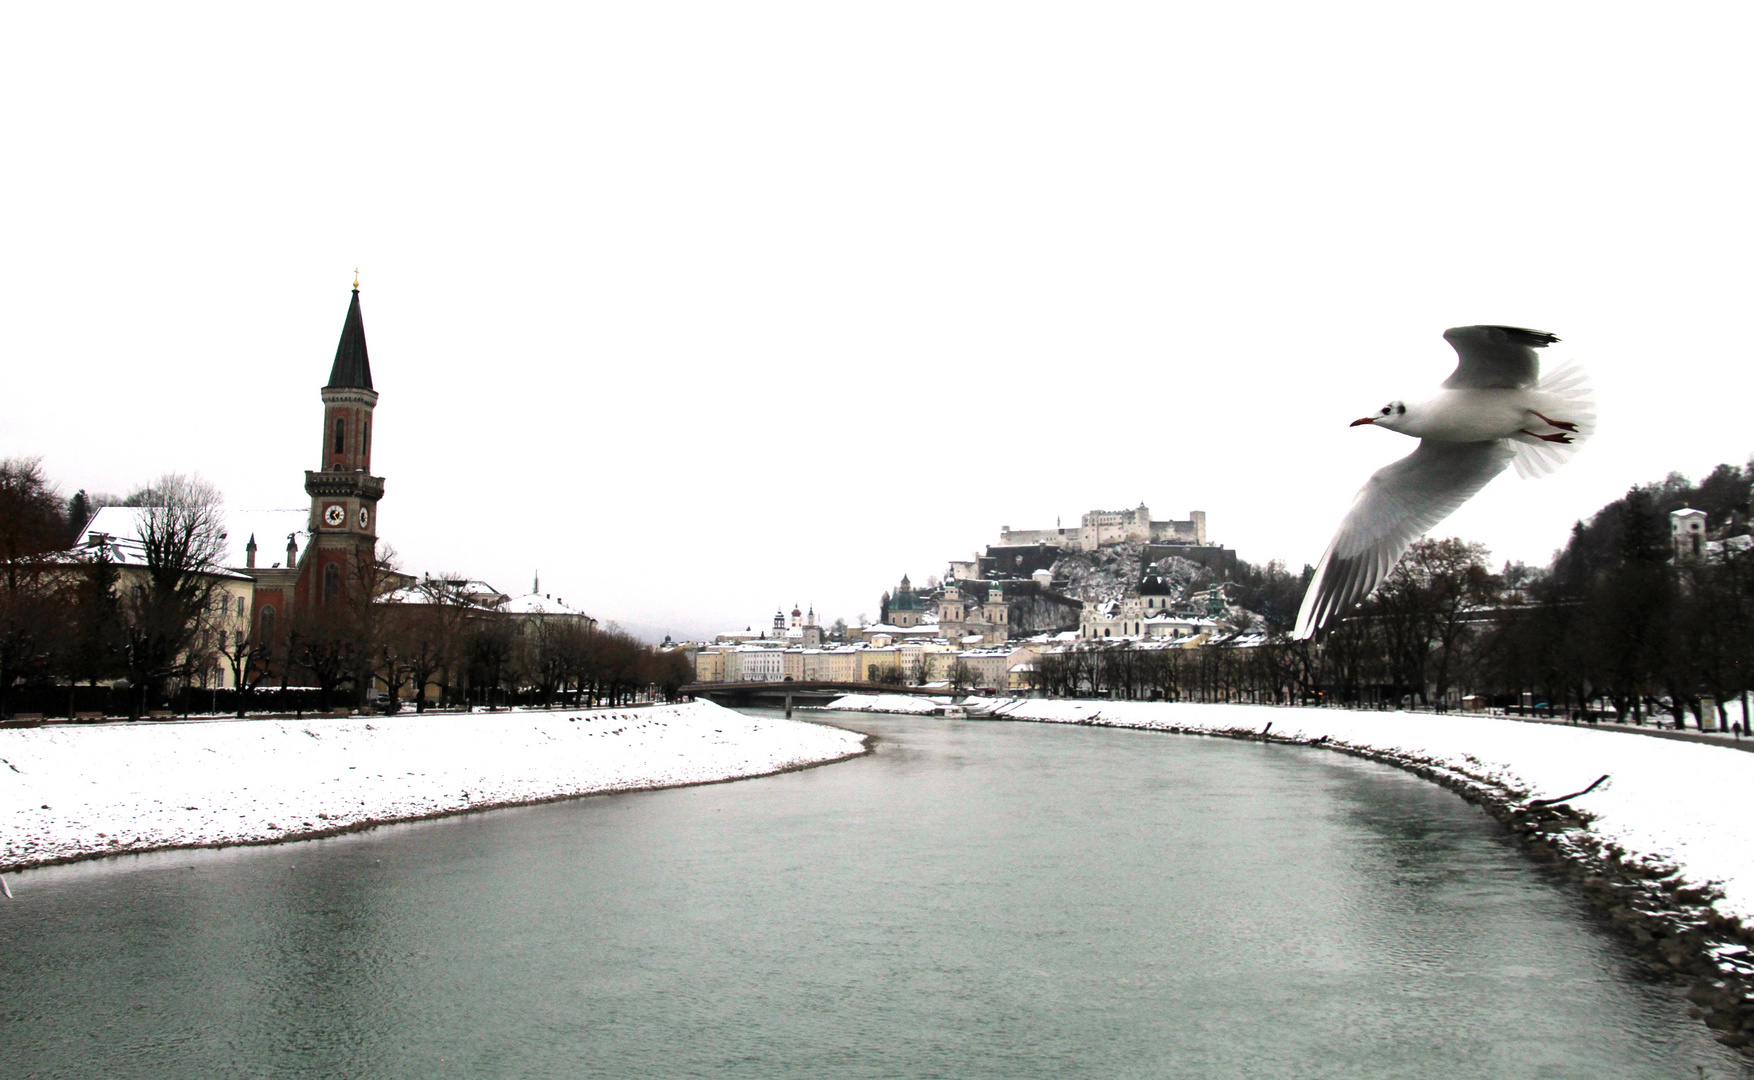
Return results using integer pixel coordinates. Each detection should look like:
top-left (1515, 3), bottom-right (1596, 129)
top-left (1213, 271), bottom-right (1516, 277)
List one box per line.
top-left (948, 659), bottom-right (977, 690)
top-left (119, 474), bottom-right (228, 716)
top-left (383, 599), bottom-right (460, 712)
top-left (649, 648), bottom-right (694, 702)
top-left (290, 618), bottom-right (356, 713)
top-left (217, 629), bottom-right (274, 717)
top-left (343, 544), bottom-right (405, 709)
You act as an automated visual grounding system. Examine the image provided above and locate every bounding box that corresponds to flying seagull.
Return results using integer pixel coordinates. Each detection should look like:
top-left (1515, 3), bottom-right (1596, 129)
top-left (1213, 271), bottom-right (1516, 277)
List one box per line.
top-left (1293, 325), bottom-right (1594, 640)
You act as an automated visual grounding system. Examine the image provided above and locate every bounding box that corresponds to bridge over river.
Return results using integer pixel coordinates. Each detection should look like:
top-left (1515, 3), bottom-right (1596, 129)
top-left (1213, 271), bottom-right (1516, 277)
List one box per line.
top-left (682, 681), bottom-right (968, 715)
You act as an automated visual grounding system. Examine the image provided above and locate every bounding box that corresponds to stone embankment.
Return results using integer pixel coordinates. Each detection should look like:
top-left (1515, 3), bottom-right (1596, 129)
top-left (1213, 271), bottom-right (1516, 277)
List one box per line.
top-left (827, 695), bottom-right (1754, 1055)
top-left (0, 700), bottom-right (867, 874)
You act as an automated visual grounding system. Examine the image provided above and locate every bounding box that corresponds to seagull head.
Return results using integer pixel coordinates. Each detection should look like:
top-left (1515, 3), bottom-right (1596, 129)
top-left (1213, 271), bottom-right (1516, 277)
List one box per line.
top-left (1352, 400), bottom-right (1409, 431)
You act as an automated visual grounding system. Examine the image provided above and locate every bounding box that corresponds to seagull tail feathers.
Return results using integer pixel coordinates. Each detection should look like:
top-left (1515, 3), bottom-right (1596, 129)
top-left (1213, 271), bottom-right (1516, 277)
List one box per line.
top-left (1512, 361), bottom-right (1595, 479)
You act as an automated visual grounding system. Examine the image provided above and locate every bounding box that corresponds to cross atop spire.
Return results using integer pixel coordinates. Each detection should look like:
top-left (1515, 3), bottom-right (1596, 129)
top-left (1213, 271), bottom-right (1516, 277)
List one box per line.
top-left (326, 283), bottom-right (374, 390)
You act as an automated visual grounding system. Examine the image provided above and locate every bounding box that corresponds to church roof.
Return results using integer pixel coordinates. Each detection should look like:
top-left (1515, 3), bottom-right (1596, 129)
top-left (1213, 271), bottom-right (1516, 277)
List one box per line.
top-left (327, 288), bottom-right (374, 390)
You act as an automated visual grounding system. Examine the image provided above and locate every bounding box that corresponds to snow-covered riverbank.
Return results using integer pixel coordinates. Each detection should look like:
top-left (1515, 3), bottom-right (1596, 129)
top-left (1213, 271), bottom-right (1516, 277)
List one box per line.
top-left (0, 700), bottom-right (866, 872)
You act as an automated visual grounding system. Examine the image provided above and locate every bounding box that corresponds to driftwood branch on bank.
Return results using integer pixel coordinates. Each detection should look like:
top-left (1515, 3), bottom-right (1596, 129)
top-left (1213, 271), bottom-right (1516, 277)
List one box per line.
top-left (1529, 774), bottom-right (1610, 808)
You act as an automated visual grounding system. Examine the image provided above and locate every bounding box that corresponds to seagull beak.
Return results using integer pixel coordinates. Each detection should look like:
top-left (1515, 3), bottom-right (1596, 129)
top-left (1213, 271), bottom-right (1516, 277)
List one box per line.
top-left (1350, 417), bottom-right (1378, 427)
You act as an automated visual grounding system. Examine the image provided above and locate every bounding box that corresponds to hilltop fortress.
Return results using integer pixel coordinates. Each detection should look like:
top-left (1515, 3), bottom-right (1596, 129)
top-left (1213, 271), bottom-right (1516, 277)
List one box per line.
top-left (997, 504), bottom-right (1206, 552)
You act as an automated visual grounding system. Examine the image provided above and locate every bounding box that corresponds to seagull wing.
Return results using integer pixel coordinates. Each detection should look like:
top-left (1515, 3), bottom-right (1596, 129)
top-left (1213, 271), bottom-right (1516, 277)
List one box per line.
top-left (1440, 325), bottom-right (1558, 390)
top-left (1294, 439), bottom-right (1514, 639)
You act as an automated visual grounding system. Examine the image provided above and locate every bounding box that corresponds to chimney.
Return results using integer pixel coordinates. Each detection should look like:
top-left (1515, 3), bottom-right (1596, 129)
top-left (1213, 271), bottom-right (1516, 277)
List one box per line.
top-left (245, 534), bottom-right (257, 569)
top-left (287, 533), bottom-right (299, 566)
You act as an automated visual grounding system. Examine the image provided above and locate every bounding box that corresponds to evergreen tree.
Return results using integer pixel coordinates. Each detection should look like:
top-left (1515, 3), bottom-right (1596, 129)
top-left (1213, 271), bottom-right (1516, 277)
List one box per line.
top-left (66, 489), bottom-right (91, 541)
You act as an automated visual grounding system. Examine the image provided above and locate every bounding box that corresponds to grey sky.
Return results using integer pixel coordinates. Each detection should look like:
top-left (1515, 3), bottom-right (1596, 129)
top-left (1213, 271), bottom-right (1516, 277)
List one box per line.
top-left (3, 4), bottom-right (1749, 641)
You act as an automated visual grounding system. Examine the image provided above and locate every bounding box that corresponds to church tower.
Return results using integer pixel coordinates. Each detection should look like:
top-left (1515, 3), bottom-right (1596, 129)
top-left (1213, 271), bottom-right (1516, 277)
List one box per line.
top-left (299, 282), bottom-right (385, 612)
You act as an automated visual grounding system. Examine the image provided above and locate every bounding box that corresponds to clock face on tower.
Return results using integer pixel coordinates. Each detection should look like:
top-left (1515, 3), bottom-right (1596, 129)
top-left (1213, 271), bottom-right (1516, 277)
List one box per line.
top-left (323, 504), bottom-right (345, 527)
top-left (358, 507), bottom-right (370, 529)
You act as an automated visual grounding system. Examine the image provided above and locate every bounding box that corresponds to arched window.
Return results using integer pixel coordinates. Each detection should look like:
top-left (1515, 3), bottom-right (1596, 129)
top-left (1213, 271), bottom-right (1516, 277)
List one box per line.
top-left (324, 563), bottom-right (341, 604)
top-left (362, 419), bottom-right (370, 457)
top-left (259, 605), bottom-right (276, 645)
top-left (334, 417), bottom-right (346, 454)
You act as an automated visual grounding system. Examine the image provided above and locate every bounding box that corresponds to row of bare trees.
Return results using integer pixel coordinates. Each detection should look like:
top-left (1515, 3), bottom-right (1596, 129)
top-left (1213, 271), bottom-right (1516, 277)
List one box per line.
top-left (362, 579), bottom-right (693, 713)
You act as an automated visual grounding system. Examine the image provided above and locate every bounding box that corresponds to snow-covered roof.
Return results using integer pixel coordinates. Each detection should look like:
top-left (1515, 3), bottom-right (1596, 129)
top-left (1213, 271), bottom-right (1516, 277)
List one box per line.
top-left (381, 579), bottom-right (510, 609)
top-left (1222, 632), bottom-right (1270, 648)
top-left (1145, 614), bottom-right (1220, 628)
top-left (497, 592), bottom-right (591, 618)
top-left (75, 506), bottom-right (296, 577)
top-left (863, 622), bottom-right (940, 637)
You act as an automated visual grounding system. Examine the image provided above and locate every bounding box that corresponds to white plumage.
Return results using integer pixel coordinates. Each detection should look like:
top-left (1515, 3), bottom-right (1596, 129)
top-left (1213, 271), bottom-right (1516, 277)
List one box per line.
top-left (1293, 325), bottom-right (1594, 640)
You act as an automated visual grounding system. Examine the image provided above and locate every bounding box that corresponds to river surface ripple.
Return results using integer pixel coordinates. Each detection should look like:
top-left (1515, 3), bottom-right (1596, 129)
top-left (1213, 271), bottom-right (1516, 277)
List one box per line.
top-left (1, 710), bottom-right (1745, 1078)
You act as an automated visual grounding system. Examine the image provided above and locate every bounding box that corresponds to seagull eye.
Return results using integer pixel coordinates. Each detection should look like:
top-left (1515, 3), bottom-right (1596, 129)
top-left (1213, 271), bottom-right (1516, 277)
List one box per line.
top-left (1381, 406), bottom-right (1390, 414)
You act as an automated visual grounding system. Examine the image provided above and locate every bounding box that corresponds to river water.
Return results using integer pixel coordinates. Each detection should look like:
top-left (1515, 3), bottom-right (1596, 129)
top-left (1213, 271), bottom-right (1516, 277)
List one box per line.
top-left (1, 711), bottom-right (1744, 1078)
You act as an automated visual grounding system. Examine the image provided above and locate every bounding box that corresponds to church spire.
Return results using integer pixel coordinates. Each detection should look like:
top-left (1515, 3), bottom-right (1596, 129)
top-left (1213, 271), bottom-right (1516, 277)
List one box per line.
top-left (326, 283), bottom-right (374, 390)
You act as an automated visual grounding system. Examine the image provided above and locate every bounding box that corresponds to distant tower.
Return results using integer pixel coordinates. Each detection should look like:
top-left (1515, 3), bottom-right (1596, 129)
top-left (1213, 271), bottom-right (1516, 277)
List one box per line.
top-left (790, 604), bottom-right (802, 630)
top-left (986, 582), bottom-right (1009, 641)
top-left (299, 281), bottom-right (385, 613)
top-left (773, 609), bottom-right (786, 634)
top-left (940, 585), bottom-right (965, 639)
top-left (1672, 507), bottom-right (1708, 562)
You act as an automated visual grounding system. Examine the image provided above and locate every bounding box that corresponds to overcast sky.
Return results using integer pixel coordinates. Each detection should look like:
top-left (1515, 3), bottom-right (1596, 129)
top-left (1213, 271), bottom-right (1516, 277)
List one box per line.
top-left (3, 4), bottom-right (1750, 641)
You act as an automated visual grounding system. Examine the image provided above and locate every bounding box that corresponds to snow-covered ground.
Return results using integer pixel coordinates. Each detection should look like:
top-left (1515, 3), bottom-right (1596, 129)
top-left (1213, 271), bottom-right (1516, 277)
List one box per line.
top-left (819, 692), bottom-right (945, 715)
top-left (829, 694), bottom-right (1754, 923)
top-left (0, 700), bottom-right (865, 872)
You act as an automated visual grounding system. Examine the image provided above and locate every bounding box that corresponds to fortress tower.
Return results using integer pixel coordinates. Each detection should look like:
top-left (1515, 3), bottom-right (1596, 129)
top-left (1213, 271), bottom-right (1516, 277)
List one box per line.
top-left (298, 283), bottom-right (386, 613)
